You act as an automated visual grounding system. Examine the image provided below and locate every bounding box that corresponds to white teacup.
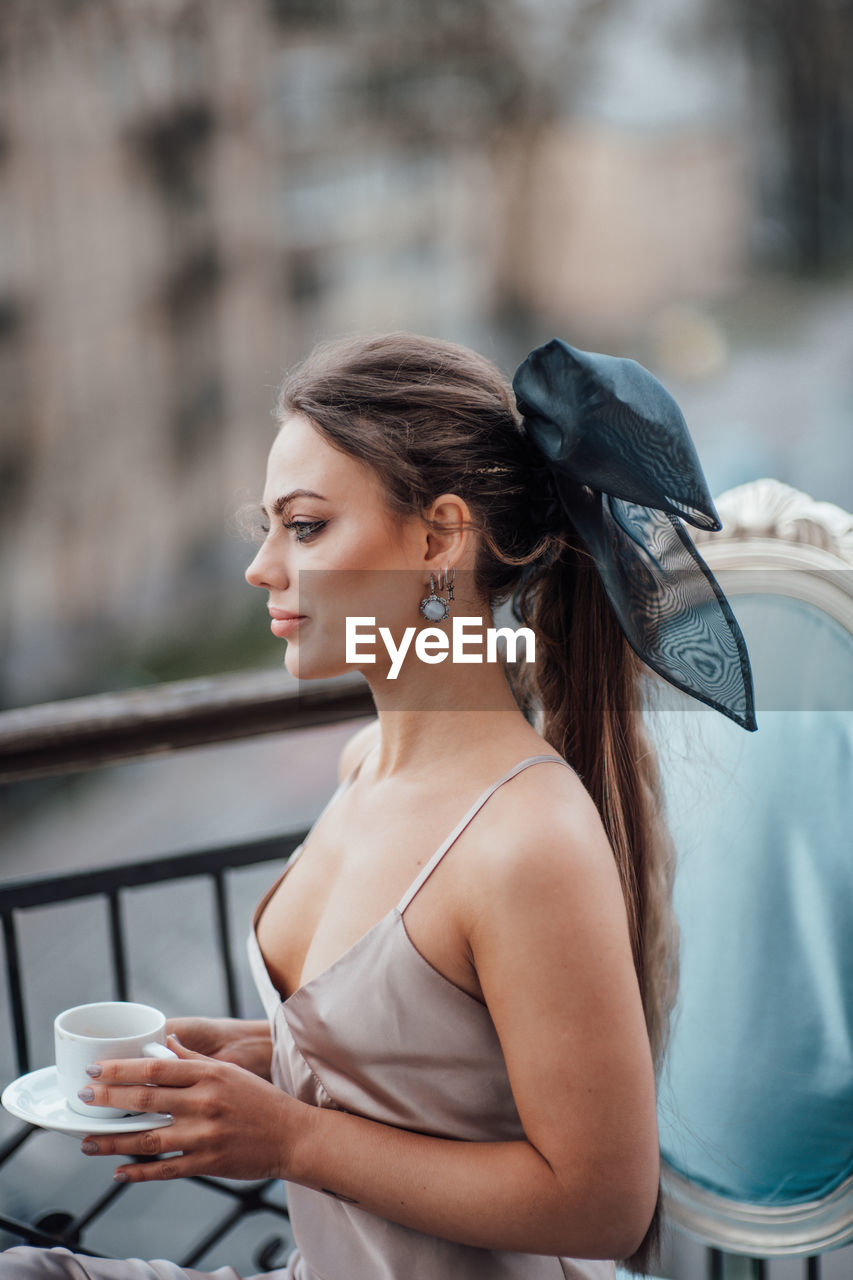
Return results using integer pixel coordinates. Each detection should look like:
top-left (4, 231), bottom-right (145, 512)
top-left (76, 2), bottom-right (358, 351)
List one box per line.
top-left (55, 1001), bottom-right (177, 1119)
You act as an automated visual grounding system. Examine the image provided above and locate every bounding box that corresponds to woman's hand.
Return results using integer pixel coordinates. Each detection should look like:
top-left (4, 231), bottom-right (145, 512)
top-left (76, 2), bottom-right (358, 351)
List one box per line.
top-left (79, 1036), bottom-right (305, 1183)
top-left (164, 1017), bottom-right (273, 1080)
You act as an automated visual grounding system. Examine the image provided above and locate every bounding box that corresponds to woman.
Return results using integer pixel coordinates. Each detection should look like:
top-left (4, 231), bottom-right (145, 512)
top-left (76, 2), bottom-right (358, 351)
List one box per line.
top-left (2, 333), bottom-right (756, 1279)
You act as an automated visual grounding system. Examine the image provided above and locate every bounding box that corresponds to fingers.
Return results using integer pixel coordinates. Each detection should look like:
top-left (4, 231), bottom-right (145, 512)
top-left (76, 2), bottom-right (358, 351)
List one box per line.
top-left (83, 1128), bottom-right (171, 1158)
top-left (114, 1154), bottom-right (192, 1183)
top-left (79, 1126), bottom-right (190, 1182)
top-left (79, 1057), bottom-right (290, 1185)
top-left (78, 1041), bottom-right (238, 1184)
top-left (87, 1040), bottom-right (203, 1085)
top-left (165, 1029), bottom-right (206, 1059)
top-left (164, 1018), bottom-right (233, 1058)
top-left (79, 1046), bottom-right (210, 1115)
top-left (81, 1126), bottom-right (191, 1183)
top-left (166, 1033), bottom-right (205, 1059)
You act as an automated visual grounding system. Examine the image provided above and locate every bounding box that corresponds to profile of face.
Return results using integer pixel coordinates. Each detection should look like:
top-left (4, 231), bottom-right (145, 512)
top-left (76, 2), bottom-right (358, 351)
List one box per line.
top-left (245, 413), bottom-right (467, 682)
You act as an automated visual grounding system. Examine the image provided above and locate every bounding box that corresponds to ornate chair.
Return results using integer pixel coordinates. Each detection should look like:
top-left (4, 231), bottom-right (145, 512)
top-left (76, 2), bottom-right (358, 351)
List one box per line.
top-left (640, 479), bottom-right (853, 1276)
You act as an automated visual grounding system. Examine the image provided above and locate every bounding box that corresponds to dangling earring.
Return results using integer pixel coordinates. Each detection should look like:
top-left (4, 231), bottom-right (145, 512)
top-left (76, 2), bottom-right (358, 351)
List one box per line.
top-left (419, 566), bottom-right (455, 622)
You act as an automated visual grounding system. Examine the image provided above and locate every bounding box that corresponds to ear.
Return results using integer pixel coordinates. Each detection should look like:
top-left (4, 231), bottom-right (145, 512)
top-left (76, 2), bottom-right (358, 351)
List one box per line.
top-left (422, 492), bottom-right (471, 572)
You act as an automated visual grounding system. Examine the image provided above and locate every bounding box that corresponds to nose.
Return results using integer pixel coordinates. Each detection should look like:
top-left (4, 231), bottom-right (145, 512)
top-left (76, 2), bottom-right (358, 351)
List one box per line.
top-left (245, 539), bottom-right (288, 592)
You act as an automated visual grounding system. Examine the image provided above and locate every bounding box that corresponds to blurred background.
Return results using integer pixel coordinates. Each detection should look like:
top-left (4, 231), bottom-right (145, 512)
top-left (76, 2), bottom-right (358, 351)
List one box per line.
top-left (2, 0), bottom-right (853, 883)
top-left (1, 0), bottom-right (853, 866)
top-left (0, 2), bottom-right (852, 1266)
top-left (3, 0), bottom-right (853, 714)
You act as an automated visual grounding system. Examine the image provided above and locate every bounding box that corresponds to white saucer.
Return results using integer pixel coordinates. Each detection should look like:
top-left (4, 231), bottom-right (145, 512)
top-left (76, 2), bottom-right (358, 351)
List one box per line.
top-left (2, 1065), bottom-right (173, 1138)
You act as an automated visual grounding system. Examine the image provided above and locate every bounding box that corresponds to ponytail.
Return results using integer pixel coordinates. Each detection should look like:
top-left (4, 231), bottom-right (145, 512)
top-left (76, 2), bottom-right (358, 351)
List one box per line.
top-left (508, 535), bottom-right (679, 1275)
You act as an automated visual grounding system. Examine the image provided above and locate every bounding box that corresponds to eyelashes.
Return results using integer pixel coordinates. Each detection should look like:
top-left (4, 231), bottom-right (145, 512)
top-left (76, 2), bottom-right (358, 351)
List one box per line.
top-left (284, 518), bottom-right (327, 542)
top-left (238, 499), bottom-right (329, 546)
top-left (257, 518), bottom-right (327, 544)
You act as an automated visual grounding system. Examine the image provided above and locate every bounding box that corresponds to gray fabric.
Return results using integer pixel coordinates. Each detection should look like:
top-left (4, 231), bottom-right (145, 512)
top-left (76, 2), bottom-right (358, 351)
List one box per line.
top-left (0, 1246), bottom-right (275, 1279)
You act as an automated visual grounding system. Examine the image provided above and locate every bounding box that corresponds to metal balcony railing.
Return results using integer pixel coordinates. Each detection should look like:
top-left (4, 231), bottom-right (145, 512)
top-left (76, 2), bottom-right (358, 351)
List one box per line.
top-left (0, 668), bottom-right (375, 784)
top-left (0, 670), bottom-right (371, 1267)
top-left (0, 836), bottom-right (298, 1264)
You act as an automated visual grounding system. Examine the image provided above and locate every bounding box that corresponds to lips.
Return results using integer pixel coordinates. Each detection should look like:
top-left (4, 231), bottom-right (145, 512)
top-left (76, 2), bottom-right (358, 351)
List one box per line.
top-left (268, 607), bottom-right (307, 639)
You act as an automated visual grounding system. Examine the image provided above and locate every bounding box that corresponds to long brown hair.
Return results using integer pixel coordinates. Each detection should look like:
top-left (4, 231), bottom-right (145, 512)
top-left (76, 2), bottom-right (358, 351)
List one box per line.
top-left (276, 331), bottom-right (679, 1274)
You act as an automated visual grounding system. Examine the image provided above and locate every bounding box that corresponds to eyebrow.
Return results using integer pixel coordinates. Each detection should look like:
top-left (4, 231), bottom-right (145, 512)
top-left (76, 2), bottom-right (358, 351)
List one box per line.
top-left (261, 489), bottom-right (329, 517)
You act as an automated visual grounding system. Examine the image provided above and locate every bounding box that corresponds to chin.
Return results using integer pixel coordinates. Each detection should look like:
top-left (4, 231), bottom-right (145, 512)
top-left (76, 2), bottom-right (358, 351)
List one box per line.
top-left (284, 644), bottom-right (350, 682)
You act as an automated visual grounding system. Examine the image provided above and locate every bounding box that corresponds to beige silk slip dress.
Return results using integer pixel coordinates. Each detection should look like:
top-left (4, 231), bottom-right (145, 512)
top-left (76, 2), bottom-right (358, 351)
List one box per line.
top-left (0, 755), bottom-right (619, 1280)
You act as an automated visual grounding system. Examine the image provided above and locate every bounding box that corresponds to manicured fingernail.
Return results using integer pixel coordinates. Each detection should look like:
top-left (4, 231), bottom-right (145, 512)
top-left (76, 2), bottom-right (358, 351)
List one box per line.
top-left (113, 1170), bottom-right (129, 1183)
top-left (77, 1087), bottom-right (94, 1102)
top-left (85, 1063), bottom-right (102, 1078)
top-left (81, 1139), bottom-right (98, 1154)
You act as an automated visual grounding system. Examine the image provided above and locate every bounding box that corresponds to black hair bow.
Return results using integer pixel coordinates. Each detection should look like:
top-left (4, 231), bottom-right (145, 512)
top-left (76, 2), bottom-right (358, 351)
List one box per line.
top-left (512, 338), bottom-right (757, 732)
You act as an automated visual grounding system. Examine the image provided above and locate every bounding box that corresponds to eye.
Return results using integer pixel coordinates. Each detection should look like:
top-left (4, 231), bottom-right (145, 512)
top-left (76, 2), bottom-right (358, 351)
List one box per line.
top-left (283, 519), bottom-right (327, 543)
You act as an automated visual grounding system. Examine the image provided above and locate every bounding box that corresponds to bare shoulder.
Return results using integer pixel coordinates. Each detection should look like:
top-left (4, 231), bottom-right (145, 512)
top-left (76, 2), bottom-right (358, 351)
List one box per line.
top-left (479, 755), bottom-right (609, 861)
top-left (463, 757), bottom-right (624, 927)
top-left (336, 718), bottom-right (381, 783)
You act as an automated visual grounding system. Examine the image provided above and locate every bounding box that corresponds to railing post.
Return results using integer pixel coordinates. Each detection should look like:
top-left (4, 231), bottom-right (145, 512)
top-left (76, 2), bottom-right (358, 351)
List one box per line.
top-left (2, 910), bottom-right (29, 1075)
top-left (107, 891), bottom-right (129, 1002)
top-left (213, 870), bottom-right (240, 1018)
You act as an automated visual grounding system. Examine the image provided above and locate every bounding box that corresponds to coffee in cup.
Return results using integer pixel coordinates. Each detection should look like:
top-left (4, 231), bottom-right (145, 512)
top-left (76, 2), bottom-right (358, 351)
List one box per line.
top-left (55, 1001), bottom-right (176, 1119)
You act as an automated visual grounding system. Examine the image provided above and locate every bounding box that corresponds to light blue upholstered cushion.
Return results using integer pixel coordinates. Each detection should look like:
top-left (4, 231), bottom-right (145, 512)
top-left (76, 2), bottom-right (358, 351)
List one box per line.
top-left (646, 593), bottom-right (853, 1205)
top-left (615, 1270), bottom-right (664, 1279)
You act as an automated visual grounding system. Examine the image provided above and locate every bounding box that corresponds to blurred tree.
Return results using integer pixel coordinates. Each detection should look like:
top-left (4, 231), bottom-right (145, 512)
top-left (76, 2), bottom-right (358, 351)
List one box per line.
top-left (90, 0), bottom-right (618, 371)
top-left (268, 0), bottom-right (616, 333)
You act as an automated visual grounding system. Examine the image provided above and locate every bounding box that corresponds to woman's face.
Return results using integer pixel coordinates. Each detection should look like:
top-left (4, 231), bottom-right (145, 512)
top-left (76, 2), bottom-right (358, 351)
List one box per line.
top-left (245, 412), bottom-right (441, 680)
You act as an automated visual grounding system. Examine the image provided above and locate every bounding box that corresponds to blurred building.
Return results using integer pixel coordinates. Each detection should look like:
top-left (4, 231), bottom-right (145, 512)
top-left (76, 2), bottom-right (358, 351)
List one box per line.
top-left (491, 0), bottom-right (753, 337)
top-left (2, 0), bottom-right (849, 711)
top-left (0, 1), bottom-right (497, 708)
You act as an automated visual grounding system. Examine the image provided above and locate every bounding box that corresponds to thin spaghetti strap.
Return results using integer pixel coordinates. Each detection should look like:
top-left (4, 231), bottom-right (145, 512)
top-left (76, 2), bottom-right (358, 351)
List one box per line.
top-left (397, 754), bottom-right (576, 914)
